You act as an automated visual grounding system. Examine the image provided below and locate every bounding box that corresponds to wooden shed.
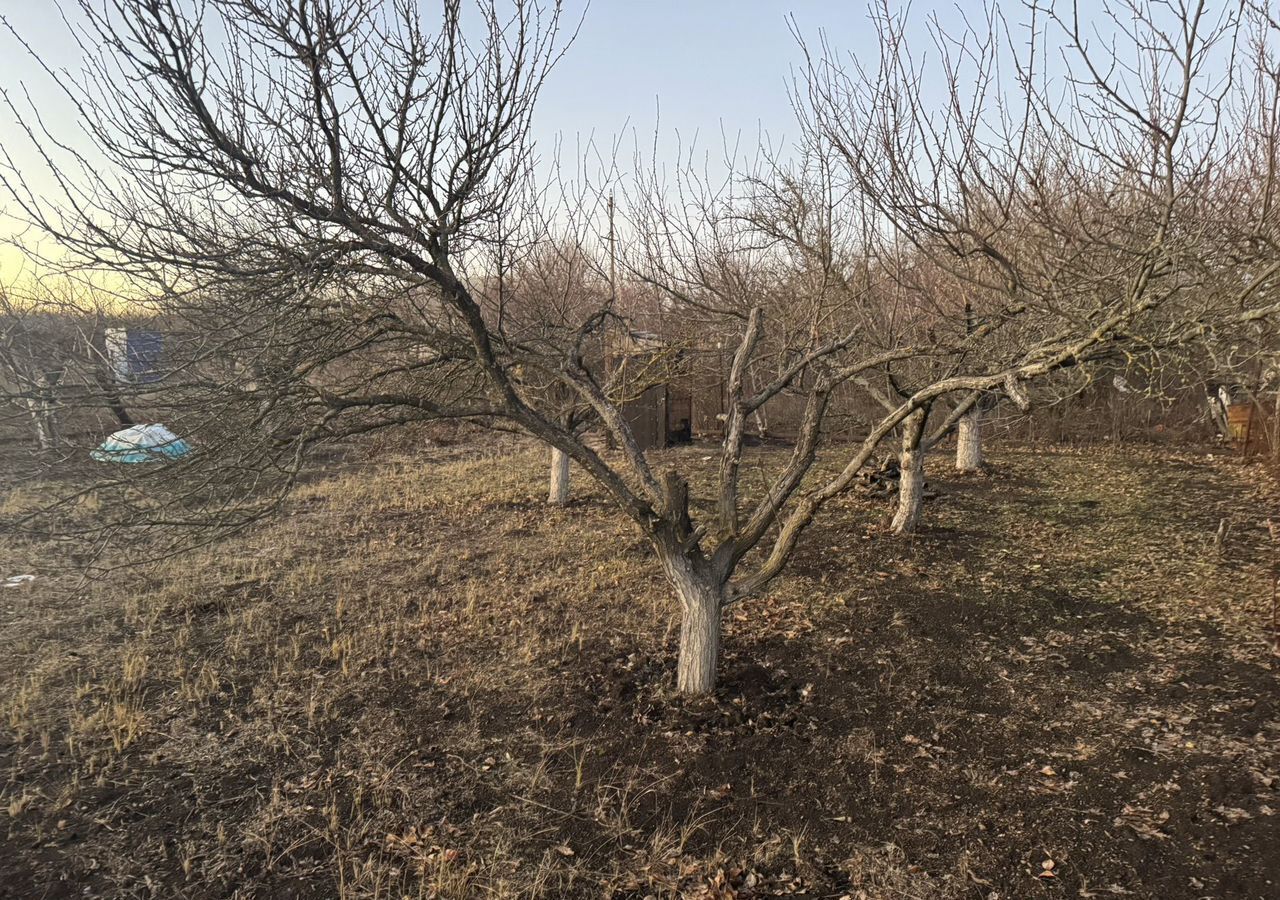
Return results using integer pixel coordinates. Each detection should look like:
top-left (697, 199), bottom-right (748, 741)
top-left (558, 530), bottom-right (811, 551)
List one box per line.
top-left (620, 383), bottom-right (694, 452)
top-left (609, 330), bottom-right (696, 452)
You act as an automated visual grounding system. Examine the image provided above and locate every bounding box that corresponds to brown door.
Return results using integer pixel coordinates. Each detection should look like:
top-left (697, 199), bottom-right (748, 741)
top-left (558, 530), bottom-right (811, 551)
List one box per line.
top-left (623, 385), bottom-right (666, 451)
top-left (666, 388), bottom-right (693, 445)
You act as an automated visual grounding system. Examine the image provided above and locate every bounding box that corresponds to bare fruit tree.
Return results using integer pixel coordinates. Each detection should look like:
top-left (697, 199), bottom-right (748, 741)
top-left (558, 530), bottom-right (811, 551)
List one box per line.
top-left (2, 0), bottom-right (1277, 694)
top-left (0, 290), bottom-right (65, 452)
top-left (1, 282), bottom-right (138, 453)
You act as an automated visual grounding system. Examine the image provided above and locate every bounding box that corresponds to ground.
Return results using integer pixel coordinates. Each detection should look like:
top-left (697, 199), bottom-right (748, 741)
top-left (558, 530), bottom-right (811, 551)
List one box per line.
top-left (1, 440), bottom-right (1278, 899)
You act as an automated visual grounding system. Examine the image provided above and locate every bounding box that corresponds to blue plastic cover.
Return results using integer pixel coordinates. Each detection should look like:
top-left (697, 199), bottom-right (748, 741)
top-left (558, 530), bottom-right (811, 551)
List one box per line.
top-left (91, 424), bottom-right (192, 463)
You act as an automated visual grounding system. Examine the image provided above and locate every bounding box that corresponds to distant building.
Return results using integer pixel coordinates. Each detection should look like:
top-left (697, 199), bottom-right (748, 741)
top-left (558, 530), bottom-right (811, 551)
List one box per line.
top-left (105, 327), bottom-right (164, 384)
top-left (607, 330), bottom-right (696, 452)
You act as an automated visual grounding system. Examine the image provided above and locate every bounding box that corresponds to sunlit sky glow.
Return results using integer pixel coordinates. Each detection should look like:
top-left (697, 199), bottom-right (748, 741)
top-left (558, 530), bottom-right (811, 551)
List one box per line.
top-left (0, 0), bottom-right (1109, 291)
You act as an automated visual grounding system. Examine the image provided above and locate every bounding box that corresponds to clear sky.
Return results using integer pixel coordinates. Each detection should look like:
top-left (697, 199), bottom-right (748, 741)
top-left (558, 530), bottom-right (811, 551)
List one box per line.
top-left (533, 2), bottom-right (871, 153)
top-left (0, 1), bottom-right (1090, 287)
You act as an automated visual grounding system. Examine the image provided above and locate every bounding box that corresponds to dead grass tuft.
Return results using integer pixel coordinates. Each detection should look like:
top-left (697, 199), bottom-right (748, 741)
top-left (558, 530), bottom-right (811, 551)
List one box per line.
top-left (0, 442), bottom-right (1277, 898)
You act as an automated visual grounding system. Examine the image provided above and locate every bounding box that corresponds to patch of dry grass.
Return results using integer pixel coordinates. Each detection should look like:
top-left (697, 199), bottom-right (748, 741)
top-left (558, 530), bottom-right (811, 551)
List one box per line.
top-left (1, 440), bottom-right (1277, 899)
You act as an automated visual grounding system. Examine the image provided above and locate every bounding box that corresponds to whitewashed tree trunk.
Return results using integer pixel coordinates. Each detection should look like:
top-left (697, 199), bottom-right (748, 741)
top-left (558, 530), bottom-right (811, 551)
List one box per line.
top-left (956, 408), bottom-right (984, 472)
top-left (24, 392), bottom-right (59, 452)
top-left (547, 447), bottom-right (570, 505)
top-left (660, 549), bottom-right (724, 695)
top-left (674, 576), bottom-right (723, 695)
top-left (751, 406), bottom-right (770, 439)
top-left (24, 401), bottom-right (56, 453)
top-left (545, 450), bottom-right (570, 506)
top-left (891, 410), bottom-right (927, 535)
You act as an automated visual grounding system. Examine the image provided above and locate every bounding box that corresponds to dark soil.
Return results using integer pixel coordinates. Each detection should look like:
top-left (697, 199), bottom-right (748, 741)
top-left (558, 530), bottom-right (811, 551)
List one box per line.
top-left (1, 443), bottom-right (1277, 898)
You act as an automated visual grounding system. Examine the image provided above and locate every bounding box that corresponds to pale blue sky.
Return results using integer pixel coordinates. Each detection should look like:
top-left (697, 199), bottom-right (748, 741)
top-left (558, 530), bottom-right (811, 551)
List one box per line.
top-left (0, 1), bottom-right (1107, 282)
top-left (0, 2), bottom-right (941, 173)
top-left (535, 2), bottom-right (870, 151)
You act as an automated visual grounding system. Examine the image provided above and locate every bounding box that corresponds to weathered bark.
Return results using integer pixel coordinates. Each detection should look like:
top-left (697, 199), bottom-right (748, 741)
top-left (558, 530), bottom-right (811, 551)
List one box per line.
top-left (547, 447), bottom-right (570, 505)
top-left (891, 409), bottom-right (927, 534)
top-left (956, 408), bottom-right (984, 472)
top-left (674, 574), bottom-right (723, 694)
top-left (659, 547), bottom-right (724, 695)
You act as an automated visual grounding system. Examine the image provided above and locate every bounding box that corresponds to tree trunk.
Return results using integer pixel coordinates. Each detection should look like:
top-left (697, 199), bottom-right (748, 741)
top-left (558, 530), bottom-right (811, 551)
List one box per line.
top-left (956, 408), bottom-right (983, 472)
top-left (661, 551), bottom-right (724, 695)
top-left (675, 577), bottom-right (722, 695)
top-left (752, 406), bottom-right (770, 439)
top-left (547, 447), bottom-right (570, 505)
top-left (25, 397), bottom-right (58, 451)
top-left (25, 374), bottom-right (61, 452)
top-left (89, 317), bottom-right (133, 426)
top-left (891, 409), bottom-right (926, 535)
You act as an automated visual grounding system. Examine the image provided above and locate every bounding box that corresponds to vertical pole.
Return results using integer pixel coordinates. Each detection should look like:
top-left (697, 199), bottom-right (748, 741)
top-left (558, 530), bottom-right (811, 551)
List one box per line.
top-left (718, 344), bottom-right (726, 439)
top-left (608, 193), bottom-right (617, 306)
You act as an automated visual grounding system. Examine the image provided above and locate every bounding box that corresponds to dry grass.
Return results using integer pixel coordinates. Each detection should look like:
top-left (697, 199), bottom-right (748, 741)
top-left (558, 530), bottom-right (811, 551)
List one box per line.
top-left (1, 440), bottom-right (1278, 899)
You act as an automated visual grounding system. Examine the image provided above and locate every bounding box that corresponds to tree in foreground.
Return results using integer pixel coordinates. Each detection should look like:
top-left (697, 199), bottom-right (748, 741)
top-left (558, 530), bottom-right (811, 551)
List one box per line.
top-left (3, 0), bottom-right (1279, 693)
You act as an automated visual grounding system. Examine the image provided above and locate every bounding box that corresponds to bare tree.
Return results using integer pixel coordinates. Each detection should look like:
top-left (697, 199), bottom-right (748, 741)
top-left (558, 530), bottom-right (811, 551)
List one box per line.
top-left (2, 0), bottom-right (1277, 696)
top-left (0, 283), bottom-right (135, 451)
top-left (0, 290), bottom-right (64, 451)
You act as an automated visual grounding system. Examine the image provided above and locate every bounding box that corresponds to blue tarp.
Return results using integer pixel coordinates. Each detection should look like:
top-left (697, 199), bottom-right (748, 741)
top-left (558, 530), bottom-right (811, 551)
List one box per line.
top-left (91, 424), bottom-right (192, 463)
